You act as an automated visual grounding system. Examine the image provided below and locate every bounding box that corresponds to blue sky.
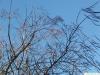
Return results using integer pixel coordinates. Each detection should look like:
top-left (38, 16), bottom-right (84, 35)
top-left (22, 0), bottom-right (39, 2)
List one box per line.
top-left (0, 0), bottom-right (98, 22)
top-left (0, 0), bottom-right (100, 58)
top-left (0, 0), bottom-right (100, 37)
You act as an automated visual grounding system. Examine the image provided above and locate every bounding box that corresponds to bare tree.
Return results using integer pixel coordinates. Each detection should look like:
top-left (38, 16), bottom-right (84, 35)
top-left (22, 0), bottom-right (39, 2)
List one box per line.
top-left (0, 1), bottom-right (100, 75)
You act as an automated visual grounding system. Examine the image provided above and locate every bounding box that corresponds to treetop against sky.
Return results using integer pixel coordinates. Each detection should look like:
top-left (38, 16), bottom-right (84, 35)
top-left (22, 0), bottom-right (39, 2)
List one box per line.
top-left (0, 0), bottom-right (100, 75)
